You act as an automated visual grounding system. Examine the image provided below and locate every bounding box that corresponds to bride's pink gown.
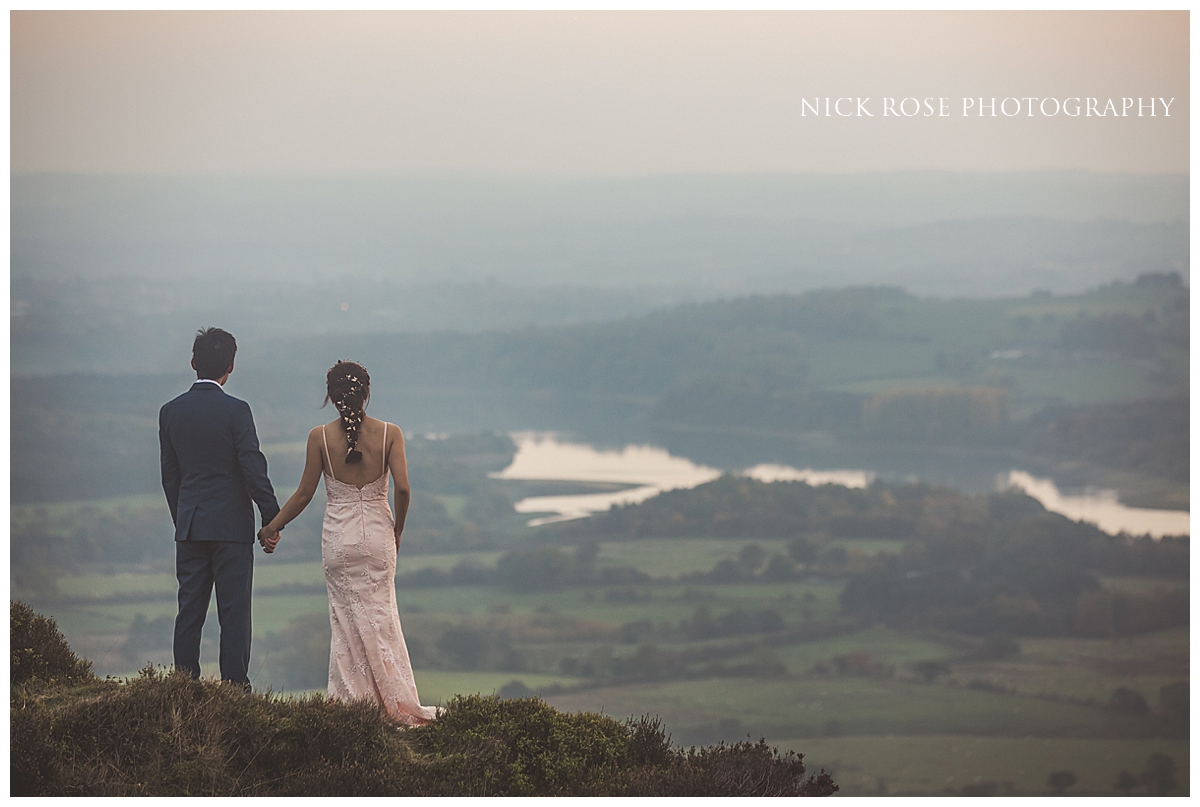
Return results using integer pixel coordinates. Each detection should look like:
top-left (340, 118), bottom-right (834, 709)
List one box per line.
top-left (320, 424), bottom-right (439, 725)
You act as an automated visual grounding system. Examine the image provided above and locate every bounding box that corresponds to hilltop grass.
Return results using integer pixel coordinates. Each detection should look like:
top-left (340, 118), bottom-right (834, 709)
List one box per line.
top-left (11, 602), bottom-right (836, 797)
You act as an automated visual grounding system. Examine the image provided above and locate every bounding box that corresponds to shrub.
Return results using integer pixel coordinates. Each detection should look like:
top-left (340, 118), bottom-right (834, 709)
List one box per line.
top-left (11, 600), bottom-right (94, 687)
top-left (14, 681), bottom-right (838, 797)
top-left (12, 667), bottom-right (418, 796)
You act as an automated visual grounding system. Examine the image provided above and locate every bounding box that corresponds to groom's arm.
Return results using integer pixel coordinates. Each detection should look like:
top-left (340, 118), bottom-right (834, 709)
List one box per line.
top-left (159, 405), bottom-right (181, 524)
top-left (232, 400), bottom-right (281, 527)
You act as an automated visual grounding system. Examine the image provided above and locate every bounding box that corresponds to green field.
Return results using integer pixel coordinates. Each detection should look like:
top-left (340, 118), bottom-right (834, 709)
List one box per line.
top-left (789, 735), bottom-right (1190, 796)
top-left (596, 539), bottom-right (788, 577)
top-left (595, 538), bottom-right (902, 578)
top-left (546, 676), bottom-right (1113, 739)
top-left (1101, 576), bottom-right (1189, 596)
top-left (393, 582), bottom-right (843, 627)
top-left (824, 350), bottom-right (1164, 410)
top-left (12, 493), bottom-right (166, 529)
top-left (954, 627), bottom-right (1191, 704)
top-left (774, 626), bottom-right (961, 673)
top-left (804, 338), bottom-right (942, 386)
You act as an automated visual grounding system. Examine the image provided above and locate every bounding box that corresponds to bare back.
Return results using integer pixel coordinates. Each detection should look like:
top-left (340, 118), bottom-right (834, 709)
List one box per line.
top-left (320, 416), bottom-right (397, 489)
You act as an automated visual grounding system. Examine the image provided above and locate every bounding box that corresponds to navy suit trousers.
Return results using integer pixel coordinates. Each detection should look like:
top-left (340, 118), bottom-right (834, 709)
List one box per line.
top-left (174, 541), bottom-right (254, 686)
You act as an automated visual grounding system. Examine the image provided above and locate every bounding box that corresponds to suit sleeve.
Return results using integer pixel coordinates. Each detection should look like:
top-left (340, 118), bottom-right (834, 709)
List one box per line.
top-left (159, 405), bottom-right (181, 525)
top-left (232, 400), bottom-right (281, 527)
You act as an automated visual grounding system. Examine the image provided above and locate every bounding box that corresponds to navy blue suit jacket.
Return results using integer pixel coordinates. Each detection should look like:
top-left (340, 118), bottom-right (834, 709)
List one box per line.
top-left (159, 382), bottom-right (281, 543)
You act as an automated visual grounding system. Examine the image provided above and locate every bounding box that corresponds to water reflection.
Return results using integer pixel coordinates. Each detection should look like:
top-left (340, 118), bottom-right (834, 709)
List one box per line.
top-left (512, 486), bottom-right (665, 527)
top-left (494, 433), bottom-right (1188, 537)
top-left (742, 464), bottom-right (874, 489)
top-left (491, 432), bottom-right (721, 526)
top-left (1001, 471), bottom-right (1189, 539)
top-left (493, 431), bottom-right (722, 488)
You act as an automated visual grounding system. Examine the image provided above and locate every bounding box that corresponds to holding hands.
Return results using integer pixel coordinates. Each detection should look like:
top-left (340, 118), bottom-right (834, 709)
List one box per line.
top-left (258, 525), bottom-right (281, 554)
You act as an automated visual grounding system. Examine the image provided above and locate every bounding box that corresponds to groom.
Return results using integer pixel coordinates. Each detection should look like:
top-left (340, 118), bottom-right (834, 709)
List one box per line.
top-left (159, 327), bottom-right (280, 689)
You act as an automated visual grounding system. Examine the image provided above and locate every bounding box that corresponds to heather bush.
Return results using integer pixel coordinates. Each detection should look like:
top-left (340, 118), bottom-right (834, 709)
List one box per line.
top-left (10, 601), bottom-right (93, 687)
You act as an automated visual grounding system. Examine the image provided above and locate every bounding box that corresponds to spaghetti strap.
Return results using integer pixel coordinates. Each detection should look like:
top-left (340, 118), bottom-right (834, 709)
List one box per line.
top-left (381, 422), bottom-right (388, 476)
top-left (320, 424), bottom-right (332, 475)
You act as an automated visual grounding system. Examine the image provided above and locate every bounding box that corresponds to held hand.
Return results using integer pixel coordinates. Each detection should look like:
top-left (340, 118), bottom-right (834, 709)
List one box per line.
top-left (258, 526), bottom-right (281, 554)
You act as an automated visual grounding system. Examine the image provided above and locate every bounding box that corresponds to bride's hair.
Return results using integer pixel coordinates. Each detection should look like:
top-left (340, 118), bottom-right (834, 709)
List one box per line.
top-left (324, 360), bottom-right (371, 464)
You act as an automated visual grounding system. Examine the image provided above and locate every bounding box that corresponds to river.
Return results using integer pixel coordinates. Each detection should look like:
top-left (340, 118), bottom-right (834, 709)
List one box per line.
top-left (491, 432), bottom-right (1189, 537)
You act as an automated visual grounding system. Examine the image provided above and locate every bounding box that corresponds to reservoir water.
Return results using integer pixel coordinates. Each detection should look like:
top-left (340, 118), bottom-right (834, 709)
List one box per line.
top-left (492, 432), bottom-right (1189, 537)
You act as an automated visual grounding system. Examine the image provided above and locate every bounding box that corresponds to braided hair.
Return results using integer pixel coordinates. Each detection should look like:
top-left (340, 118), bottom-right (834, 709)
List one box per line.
top-left (324, 360), bottom-right (371, 463)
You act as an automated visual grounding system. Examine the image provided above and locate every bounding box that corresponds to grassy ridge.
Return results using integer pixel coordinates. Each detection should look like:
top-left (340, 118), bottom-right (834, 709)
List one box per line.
top-left (10, 602), bottom-right (837, 797)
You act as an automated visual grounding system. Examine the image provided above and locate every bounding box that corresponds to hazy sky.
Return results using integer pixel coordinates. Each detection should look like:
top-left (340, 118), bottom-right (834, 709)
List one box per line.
top-left (11, 11), bottom-right (1189, 175)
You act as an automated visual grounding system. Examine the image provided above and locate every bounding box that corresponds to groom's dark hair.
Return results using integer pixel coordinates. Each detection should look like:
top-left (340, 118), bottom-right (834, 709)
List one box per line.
top-left (193, 327), bottom-right (238, 379)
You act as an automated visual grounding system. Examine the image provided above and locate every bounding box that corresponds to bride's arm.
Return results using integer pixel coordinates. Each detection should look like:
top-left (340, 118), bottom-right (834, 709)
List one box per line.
top-left (386, 424), bottom-right (411, 548)
top-left (260, 427), bottom-right (324, 551)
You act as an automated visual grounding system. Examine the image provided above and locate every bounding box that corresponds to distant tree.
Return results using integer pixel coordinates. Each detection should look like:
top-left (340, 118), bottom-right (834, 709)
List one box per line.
top-left (714, 609), bottom-right (756, 636)
top-left (832, 651), bottom-right (875, 676)
top-left (1141, 753), bottom-right (1177, 796)
top-left (912, 659), bottom-right (951, 683)
top-left (737, 544), bottom-right (767, 576)
top-left (755, 609), bottom-right (785, 633)
top-left (759, 554), bottom-right (797, 582)
top-left (568, 541), bottom-right (600, 584)
top-left (709, 559), bottom-right (743, 583)
top-left (575, 539), bottom-right (600, 569)
top-left (860, 385), bottom-right (1011, 444)
top-left (449, 558), bottom-right (494, 586)
top-left (436, 625), bottom-right (492, 670)
top-left (616, 643), bottom-right (682, 681)
top-left (817, 546), bottom-right (848, 568)
top-left (1060, 313), bottom-right (1156, 359)
top-left (1158, 681), bottom-right (1188, 720)
top-left (1047, 771), bottom-right (1076, 794)
top-left (749, 648), bottom-right (788, 678)
top-left (497, 546), bottom-right (572, 592)
top-left (681, 607), bottom-right (717, 641)
top-left (619, 619), bottom-right (653, 645)
top-left (1113, 770), bottom-right (1140, 795)
top-left (979, 633), bottom-right (1020, 660)
top-left (786, 536), bottom-right (821, 564)
top-left (496, 679), bottom-right (534, 699)
top-left (960, 781), bottom-right (998, 797)
top-left (1107, 687), bottom-right (1150, 715)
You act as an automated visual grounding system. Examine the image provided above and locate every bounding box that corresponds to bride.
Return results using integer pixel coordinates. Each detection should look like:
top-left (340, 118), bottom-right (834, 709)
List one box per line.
top-left (258, 360), bottom-right (438, 725)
